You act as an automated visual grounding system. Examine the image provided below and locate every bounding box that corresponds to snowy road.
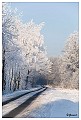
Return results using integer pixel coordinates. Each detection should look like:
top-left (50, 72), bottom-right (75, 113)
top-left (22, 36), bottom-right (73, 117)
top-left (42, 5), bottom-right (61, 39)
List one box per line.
top-left (2, 87), bottom-right (42, 105)
top-left (15, 87), bottom-right (79, 118)
top-left (2, 87), bottom-right (46, 117)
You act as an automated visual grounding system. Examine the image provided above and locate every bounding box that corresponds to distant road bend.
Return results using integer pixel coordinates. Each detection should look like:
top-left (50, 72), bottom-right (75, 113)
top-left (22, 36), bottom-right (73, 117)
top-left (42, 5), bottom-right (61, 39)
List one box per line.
top-left (2, 86), bottom-right (47, 118)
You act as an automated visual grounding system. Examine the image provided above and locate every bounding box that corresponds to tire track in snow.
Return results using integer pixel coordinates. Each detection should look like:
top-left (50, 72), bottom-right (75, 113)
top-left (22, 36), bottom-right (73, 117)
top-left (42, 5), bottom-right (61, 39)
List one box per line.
top-left (2, 87), bottom-right (47, 118)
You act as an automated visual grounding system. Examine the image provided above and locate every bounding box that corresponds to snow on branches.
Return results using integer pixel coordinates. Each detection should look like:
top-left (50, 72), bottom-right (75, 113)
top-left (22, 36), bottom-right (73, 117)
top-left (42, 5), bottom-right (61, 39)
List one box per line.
top-left (48, 32), bottom-right (79, 89)
top-left (59, 32), bottom-right (79, 89)
top-left (2, 3), bottom-right (52, 93)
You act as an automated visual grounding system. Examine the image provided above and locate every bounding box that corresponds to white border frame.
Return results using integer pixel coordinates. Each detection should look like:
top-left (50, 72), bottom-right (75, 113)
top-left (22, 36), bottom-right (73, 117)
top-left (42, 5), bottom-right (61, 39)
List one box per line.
top-left (0, 0), bottom-right (80, 120)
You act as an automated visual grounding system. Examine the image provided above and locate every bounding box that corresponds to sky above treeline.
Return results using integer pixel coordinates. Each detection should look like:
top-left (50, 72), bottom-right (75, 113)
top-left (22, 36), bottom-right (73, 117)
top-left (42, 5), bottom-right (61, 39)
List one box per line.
top-left (10, 2), bottom-right (79, 57)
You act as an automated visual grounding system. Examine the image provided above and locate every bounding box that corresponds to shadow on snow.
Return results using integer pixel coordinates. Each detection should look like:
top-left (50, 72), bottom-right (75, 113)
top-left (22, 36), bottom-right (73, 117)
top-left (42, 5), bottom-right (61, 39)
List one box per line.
top-left (26, 99), bottom-right (79, 118)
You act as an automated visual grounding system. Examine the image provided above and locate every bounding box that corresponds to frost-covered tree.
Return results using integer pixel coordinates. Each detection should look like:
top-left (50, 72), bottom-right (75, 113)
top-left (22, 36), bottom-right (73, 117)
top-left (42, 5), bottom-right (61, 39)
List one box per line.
top-left (2, 3), bottom-right (52, 93)
top-left (2, 3), bottom-right (20, 92)
top-left (15, 19), bottom-right (52, 89)
top-left (2, 3), bottom-right (27, 93)
top-left (59, 32), bottom-right (79, 89)
top-left (48, 57), bottom-right (61, 87)
top-left (47, 32), bottom-right (79, 89)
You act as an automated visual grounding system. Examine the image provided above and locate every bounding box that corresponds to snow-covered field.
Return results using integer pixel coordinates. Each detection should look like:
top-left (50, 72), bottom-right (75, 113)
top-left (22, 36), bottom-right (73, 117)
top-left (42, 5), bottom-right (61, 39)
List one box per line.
top-left (16, 87), bottom-right (79, 118)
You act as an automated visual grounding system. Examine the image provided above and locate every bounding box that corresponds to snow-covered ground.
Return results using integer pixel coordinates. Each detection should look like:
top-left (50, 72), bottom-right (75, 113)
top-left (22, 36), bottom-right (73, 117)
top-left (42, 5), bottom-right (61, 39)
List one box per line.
top-left (2, 87), bottom-right (42, 103)
top-left (2, 87), bottom-right (45, 117)
top-left (16, 87), bottom-right (79, 118)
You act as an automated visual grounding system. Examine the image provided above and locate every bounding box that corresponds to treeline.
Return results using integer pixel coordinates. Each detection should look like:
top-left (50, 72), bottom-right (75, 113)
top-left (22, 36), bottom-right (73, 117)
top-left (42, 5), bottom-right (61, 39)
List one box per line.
top-left (48, 32), bottom-right (79, 89)
top-left (2, 3), bottom-right (52, 94)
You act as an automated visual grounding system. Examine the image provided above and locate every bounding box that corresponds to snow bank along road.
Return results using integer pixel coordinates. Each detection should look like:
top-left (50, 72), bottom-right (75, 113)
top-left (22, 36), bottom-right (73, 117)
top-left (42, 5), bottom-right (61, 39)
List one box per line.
top-left (15, 87), bottom-right (79, 118)
top-left (2, 87), bottom-right (47, 118)
top-left (2, 87), bottom-right (43, 105)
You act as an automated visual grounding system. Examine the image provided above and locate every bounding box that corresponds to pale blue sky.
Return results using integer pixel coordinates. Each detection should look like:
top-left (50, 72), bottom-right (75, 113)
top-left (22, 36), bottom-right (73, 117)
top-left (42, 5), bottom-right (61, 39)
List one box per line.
top-left (10, 2), bottom-right (79, 57)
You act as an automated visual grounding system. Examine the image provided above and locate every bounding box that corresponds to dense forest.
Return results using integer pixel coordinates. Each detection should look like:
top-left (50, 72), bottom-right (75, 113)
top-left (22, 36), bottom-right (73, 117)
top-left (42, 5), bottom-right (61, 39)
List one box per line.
top-left (49, 32), bottom-right (79, 89)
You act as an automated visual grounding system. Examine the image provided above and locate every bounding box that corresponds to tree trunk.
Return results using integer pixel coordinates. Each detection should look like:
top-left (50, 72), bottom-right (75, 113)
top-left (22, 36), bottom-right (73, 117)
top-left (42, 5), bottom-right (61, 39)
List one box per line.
top-left (2, 49), bottom-right (6, 91)
top-left (25, 70), bottom-right (30, 89)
